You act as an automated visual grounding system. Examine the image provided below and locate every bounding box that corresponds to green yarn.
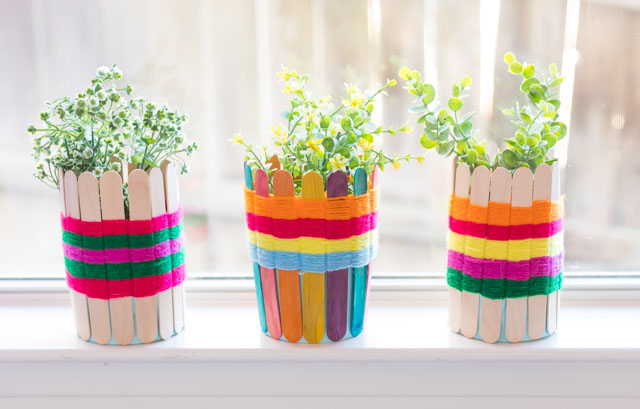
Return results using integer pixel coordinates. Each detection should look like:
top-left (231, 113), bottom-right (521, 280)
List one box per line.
top-left (62, 224), bottom-right (183, 250)
top-left (447, 267), bottom-right (562, 299)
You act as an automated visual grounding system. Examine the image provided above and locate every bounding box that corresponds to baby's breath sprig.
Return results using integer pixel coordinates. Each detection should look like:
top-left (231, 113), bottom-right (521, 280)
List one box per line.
top-left (232, 67), bottom-right (423, 193)
top-left (29, 64), bottom-right (198, 190)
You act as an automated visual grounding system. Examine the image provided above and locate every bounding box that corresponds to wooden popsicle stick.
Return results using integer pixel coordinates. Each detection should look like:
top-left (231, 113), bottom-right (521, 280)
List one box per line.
top-left (350, 168), bottom-right (368, 337)
top-left (149, 168), bottom-right (174, 340)
top-left (461, 166), bottom-right (490, 338)
top-left (128, 169), bottom-right (159, 343)
top-left (547, 161), bottom-right (561, 334)
top-left (267, 154), bottom-right (281, 171)
top-left (78, 172), bottom-right (112, 344)
top-left (273, 170), bottom-right (303, 342)
top-left (255, 169), bottom-right (283, 340)
top-left (449, 162), bottom-right (470, 333)
top-left (529, 164), bottom-right (553, 340)
top-left (362, 165), bottom-right (379, 328)
top-left (505, 167), bottom-right (534, 343)
top-left (63, 170), bottom-right (91, 341)
top-left (245, 164), bottom-right (268, 333)
top-left (100, 171), bottom-right (135, 345)
top-left (301, 171), bottom-right (326, 343)
top-left (163, 162), bottom-right (185, 332)
top-left (480, 168), bottom-right (511, 343)
top-left (326, 170), bottom-right (349, 341)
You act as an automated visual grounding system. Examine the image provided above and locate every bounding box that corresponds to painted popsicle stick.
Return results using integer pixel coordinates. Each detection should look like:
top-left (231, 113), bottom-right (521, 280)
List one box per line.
top-left (547, 161), bottom-right (561, 334)
top-left (301, 171), bottom-right (326, 343)
top-left (245, 164), bottom-right (268, 333)
top-left (163, 162), bottom-right (185, 332)
top-left (460, 166), bottom-right (490, 338)
top-left (528, 164), bottom-right (553, 340)
top-left (273, 169), bottom-right (303, 342)
top-left (362, 165), bottom-right (379, 328)
top-left (77, 172), bottom-right (112, 344)
top-left (479, 167), bottom-right (511, 343)
top-left (350, 168), bottom-right (368, 337)
top-left (449, 162), bottom-right (470, 333)
top-left (100, 171), bottom-right (135, 345)
top-left (255, 169), bottom-right (282, 340)
top-left (326, 170), bottom-right (349, 341)
top-left (505, 167), bottom-right (533, 343)
top-left (128, 169), bottom-right (159, 343)
top-left (63, 170), bottom-right (91, 341)
top-left (149, 167), bottom-right (174, 340)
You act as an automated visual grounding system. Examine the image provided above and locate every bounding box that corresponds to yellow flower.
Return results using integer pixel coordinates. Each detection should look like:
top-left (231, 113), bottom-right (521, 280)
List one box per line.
top-left (391, 160), bottom-right (401, 170)
top-left (277, 66), bottom-right (298, 82)
top-left (329, 155), bottom-right (344, 170)
top-left (329, 124), bottom-right (339, 137)
top-left (283, 84), bottom-right (295, 94)
top-left (359, 138), bottom-right (374, 152)
top-left (306, 138), bottom-right (323, 154)
top-left (230, 132), bottom-right (243, 144)
top-left (416, 155), bottom-right (425, 165)
top-left (343, 95), bottom-right (364, 108)
top-left (345, 83), bottom-right (358, 95)
top-left (270, 124), bottom-right (287, 142)
top-left (303, 108), bottom-right (316, 123)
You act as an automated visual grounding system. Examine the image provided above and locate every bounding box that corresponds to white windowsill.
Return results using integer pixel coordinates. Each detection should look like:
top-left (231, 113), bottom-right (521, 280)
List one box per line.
top-left (1, 278), bottom-right (640, 405)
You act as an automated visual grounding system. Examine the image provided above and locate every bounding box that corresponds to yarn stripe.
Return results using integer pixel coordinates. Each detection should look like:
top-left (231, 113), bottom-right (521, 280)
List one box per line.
top-left (61, 206), bottom-right (183, 236)
top-left (447, 268), bottom-right (563, 299)
top-left (448, 231), bottom-right (563, 261)
top-left (246, 212), bottom-right (378, 239)
top-left (248, 242), bottom-right (377, 273)
top-left (247, 228), bottom-right (377, 254)
top-left (447, 250), bottom-right (563, 279)
top-left (66, 264), bottom-right (186, 299)
top-left (62, 236), bottom-right (184, 264)
top-left (62, 225), bottom-right (183, 250)
top-left (449, 217), bottom-right (563, 240)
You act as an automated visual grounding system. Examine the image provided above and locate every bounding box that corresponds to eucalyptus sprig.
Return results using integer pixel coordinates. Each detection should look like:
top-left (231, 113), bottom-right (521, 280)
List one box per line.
top-left (400, 52), bottom-right (566, 172)
top-left (28, 64), bottom-right (198, 190)
top-left (232, 67), bottom-right (423, 193)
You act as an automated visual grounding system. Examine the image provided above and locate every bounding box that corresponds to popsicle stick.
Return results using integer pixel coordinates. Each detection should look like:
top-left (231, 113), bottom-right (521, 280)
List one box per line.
top-left (100, 171), bottom-right (135, 345)
top-left (460, 166), bottom-right (490, 338)
top-left (326, 170), bottom-right (349, 341)
top-left (245, 164), bottom-right (268, 334)
top-left (301, 171), bottom-right (326, 343)
top-left (128, 169), bottom-right (159, 343)
top-left (362, 165), bottom-right (379, 327)
top-left (63, 170), bottom-right (91, 341)
top-left (267, 154), bottom-right (281, 171)
top-left (255, 169), bottom-right (282, 340)
top-left (77, 172), bottom-right (112, 344)
top-left (480, 167), bottom-right (511, 343)
top-left (505, 167), bottom-right (533, 343)
top-left (149, 167), bottom-right (174, 340)
top-left (350, 168), bottom-right (369, 337)
top-left (164, 162), bottom-right (185, 332)
top-left (547, 161), bottom-right (561, 334)
top-left (449, 162), bottom-right (470, 333)
top-left (273, 169), bottom-right (303, 342)
top-left (528, 164), bottom-right (553, 340)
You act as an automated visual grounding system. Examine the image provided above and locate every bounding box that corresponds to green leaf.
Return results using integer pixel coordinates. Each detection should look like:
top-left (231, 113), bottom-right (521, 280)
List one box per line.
top-left (279, 110), bottom-right (291, 120)
top-left (466, 148), bottom-right (478, 164)
top-left (548, 99), bottom-right (561, 110)
top-left (340, 117), bottom-right (352, 131)
top-left (509, 61), bottom-right (523, 74)
top-left (530, 84), bottom-right (545, 98)
top-left (322, 137), bottom-right (335, 151)
top-left (409, 105), bottom-right (429, 114)
top-left (550, 76), bottom-right (564, 87)
top-left (504, 52), bottom-right (516, 64)
top-left (522, 64), bottom-right (535, 79)
top-left (436, 140), bottom-right (455, 156)
top-left (420, 133), bottom-right (438, 149)
top-left (422, 84), bottom-right (436, 105)
top-left (448, 97), bottom-right (463, 112)
top-left (459, 120), bottom-right (472, 135)
top-left (520, 77), bottom-right (539, 93)
top-left (320, 116), bottom-right (331, 129)
top-left (452, 84), bottom-right (460, 97)
top-left (501, 149), bottom-right (519, 168)
top-left (438, 109), bottom-right (449, 122)
top-left (361, 133), bottom-right (374, 143)
top-left (549, 63), bottom-right (558, 76)
top-left (460, 76), bottom-right (472, 88)
top-left (502, 108), bottom-right (516, 116)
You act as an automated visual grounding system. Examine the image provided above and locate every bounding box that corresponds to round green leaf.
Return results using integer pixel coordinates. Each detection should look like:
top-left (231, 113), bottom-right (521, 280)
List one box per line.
top-left (466, 148), bottom-right (478, 163)
top-left (448, 97), bottom-right (463, 112)
top-left (422, 83), bottom-right (436, 105)
top-left (501, 149), bottom-right (518, 168)
top-left (452, 83), bottom-right (460, 97)
top-left (460, 76), bottom-right (472, 88)
top-left (549, 63), bottom-right (558, 76)
top-left (504, 52), bottom-right (516, 64)
top-left (509, 62), bottom-right (523, 74)
top-left (523, 64), bottom-right (535, 79)
top-left (420, 133), bottom-right (438, 149)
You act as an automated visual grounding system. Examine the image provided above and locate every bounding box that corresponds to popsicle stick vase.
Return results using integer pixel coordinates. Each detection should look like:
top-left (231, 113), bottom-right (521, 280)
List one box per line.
top-left (447, 161), bottom-right (563, 343)
top-left (58, 163), bottom-right (186, 345)
top-left (243, 165), bottom-right (379, 343)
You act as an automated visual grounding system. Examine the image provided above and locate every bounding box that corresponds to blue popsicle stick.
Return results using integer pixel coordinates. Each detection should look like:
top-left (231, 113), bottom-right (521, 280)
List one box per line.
top-left (351, 168), bottom-right (368, 337)
top-left (245, 163), bottom-right (268, 333)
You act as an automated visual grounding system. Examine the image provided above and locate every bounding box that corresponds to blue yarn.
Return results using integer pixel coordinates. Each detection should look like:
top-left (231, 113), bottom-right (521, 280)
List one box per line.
top-left (247, 243), bottom-right (379, 273)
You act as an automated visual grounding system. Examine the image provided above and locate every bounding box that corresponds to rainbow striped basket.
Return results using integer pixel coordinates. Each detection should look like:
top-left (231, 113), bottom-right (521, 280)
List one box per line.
top-left (243, 164), bottom-right (379, 343)
top-left (447, 162), bottom-right (563, 343)
top-left (58, 164), bottom-right (186, 345)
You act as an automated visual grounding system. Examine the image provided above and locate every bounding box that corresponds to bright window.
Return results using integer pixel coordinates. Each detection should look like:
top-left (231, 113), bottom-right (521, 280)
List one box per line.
top-left (1, 0), bottom-right (638, 278)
